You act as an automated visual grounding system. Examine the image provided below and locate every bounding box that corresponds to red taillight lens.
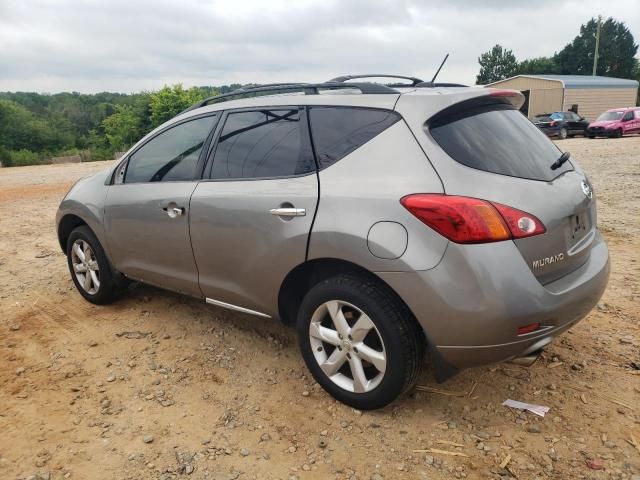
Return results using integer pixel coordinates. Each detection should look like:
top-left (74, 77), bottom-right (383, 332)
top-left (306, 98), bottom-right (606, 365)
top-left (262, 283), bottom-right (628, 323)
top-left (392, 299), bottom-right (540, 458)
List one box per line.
top-left (491, 202), bottom-right (546, 238)
top-left (489, 89), bottom-right (519, 98)
top-left (400, 194), bottom-right (546, 244)
top-left (550, 120), bottom-right (558, 127)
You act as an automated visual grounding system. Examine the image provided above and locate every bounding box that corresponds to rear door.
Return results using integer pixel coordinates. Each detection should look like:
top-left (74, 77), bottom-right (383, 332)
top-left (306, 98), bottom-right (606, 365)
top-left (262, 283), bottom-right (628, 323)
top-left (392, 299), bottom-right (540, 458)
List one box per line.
top-left (189, 107), bottom-right (318, 317)
top-left (425, 101), bottom-right (596, 284)
top-left (104, 114), bottom-right (218, 296)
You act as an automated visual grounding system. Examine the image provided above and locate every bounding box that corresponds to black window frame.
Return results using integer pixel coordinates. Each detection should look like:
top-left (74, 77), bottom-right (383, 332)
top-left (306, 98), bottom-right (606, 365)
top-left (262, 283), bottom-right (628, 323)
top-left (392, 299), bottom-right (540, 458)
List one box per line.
top-left (108, 112), bottom-right (220, 185)
top-left (202, 105), bottom-right (318, 182)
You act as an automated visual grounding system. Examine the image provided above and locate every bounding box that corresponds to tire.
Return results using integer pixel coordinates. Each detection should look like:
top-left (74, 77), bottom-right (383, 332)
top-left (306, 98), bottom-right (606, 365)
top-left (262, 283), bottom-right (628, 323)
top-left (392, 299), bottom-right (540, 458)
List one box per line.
top-left (587, 135), bottom-right (595, 139)
top-left (297, 273), bottom-right (424, 410)
top-left (559, 127), bottom-right (568, 140)
top-left (66, 226), bottom-right (117, 305)
top-left (615, 129), bottom-right (623, 138)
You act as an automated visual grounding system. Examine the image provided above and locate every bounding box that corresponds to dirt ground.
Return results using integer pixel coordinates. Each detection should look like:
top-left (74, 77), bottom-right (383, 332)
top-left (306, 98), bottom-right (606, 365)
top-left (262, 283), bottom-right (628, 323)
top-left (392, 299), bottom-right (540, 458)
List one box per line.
top-left (1, 138), bottom-right (639, 480)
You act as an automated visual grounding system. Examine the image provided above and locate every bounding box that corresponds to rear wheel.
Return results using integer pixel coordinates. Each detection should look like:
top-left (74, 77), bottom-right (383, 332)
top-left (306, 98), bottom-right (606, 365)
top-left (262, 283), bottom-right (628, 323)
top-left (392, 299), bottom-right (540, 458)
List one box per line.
top-left (297, 273), bottom-right (424, 410)
top-left (66, 226), bottom-right (118, 304)
top-left (559, 127), bottom-right (568, 139)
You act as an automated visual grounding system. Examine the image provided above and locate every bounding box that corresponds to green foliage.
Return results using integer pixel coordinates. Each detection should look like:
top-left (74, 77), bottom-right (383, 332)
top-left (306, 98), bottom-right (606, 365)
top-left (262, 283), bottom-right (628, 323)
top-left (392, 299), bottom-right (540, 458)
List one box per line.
top-left (102, 105), bottom-right (141, 151)
top-left (516, 56), bottom-right (559, 75)
top-left (149, 85), bottom-right (211, 128)
top-left (0, 146), bottom-right (12, 167)
top-left (554, 17), bottom-right (638, 77)
top-left (8, 149), bottom-right (42, 166)
top-left (476, 45), bottom-right (518, 85)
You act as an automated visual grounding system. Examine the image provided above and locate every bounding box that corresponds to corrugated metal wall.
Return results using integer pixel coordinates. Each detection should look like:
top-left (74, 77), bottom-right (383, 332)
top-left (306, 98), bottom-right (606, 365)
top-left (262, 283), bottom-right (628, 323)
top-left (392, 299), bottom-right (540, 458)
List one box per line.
top-left (562, 88), bottom-right (638, 121)
top-left (529, 88), bottom-right (564, 118)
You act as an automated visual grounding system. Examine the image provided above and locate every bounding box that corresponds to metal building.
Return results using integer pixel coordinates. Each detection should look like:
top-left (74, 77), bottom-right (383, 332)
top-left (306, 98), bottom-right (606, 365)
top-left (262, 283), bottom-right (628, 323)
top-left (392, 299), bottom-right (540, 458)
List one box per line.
top-left (486, 74), bottom-right (639, 120)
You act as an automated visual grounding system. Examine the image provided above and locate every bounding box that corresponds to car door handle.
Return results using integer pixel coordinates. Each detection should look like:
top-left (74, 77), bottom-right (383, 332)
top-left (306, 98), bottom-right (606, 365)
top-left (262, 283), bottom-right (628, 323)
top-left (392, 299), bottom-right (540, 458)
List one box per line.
top-left (162, 206), bottom-right (184, 218)
top-left (270, 207), bottom-right (306, 217)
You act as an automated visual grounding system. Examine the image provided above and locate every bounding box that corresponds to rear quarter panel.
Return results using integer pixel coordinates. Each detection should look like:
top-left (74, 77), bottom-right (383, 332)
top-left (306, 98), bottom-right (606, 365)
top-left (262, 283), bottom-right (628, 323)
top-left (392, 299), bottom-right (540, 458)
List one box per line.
top-left (309, 120), bottom-right (447, 271)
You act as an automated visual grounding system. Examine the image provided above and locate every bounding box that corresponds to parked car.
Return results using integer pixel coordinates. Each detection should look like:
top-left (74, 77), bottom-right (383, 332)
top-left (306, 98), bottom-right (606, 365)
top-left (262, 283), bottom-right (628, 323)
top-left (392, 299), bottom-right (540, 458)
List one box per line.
top-left (586, 107), bottom-right (640, 138)
top-left (56, 78), bottom-right (609, 409)
top-left (533, 111), bottom-right (589, 139)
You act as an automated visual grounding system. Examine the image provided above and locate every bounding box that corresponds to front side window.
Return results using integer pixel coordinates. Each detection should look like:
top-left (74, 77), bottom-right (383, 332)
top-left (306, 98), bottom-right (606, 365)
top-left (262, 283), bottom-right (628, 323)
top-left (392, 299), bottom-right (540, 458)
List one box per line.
top-left (210, 109), bottom-right (313, 180)
top-left (309, 107), bottom-right (401, 169)
top-left (125, 115), bottom-right (217, 183)
top-left (429, 104), bottom-right (572, 182)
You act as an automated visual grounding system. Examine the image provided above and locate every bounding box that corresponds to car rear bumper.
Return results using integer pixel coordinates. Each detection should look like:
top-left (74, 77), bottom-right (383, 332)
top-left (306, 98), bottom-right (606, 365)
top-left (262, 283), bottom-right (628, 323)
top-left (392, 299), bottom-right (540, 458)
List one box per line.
top-left (376, 230), bottom-right (609, 370)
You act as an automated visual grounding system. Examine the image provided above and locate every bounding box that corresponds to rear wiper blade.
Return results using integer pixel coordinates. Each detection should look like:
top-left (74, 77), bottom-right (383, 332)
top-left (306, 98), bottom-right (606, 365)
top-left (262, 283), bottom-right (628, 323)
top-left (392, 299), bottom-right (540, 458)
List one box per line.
top-left (551, 151), bottom-right (571, 170)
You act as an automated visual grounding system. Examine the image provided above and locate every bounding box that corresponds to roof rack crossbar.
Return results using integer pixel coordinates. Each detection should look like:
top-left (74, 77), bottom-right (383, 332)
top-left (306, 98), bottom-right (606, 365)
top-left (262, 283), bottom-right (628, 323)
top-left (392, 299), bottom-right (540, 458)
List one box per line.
top-left (181, 82), bottom-right (398, 114)
top-left (329, 74), bottom-right (424, 86)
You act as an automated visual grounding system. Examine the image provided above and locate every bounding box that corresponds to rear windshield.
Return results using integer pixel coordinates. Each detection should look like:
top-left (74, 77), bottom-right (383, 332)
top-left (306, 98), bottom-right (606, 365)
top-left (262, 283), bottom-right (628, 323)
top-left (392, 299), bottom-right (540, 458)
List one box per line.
top-left (429, 104), bottom-right (572, 182)
top-left (597, 111), bottom-right (624, 121)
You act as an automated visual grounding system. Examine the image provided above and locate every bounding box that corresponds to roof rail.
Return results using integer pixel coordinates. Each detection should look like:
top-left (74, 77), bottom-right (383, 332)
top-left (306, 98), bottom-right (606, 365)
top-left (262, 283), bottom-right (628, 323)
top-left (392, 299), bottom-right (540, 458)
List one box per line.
top-left (181, 82), bottom-right (398, 114)
top-left (329, 74), bottom-right (424, 86)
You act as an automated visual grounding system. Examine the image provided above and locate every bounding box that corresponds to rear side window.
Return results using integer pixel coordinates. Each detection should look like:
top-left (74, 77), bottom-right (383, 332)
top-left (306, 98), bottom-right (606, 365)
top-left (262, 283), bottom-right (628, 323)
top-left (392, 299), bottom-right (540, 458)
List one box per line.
top-left (309, 107), bottom-right (401, 169)
top-left (210, 109), bottom-right (314, 180)
top-left (125, 115), bottom-right (217, 183)
top-left (429, 105), bottom-right (572, 182)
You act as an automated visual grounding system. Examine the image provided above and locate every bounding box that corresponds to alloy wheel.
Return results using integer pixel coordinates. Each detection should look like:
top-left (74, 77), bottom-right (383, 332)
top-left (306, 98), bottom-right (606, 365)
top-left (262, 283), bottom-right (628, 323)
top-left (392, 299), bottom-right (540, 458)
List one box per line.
top-left (309, 300), bottom-right (386, 393)
top-left (70, 239), bottom-right (100, 295)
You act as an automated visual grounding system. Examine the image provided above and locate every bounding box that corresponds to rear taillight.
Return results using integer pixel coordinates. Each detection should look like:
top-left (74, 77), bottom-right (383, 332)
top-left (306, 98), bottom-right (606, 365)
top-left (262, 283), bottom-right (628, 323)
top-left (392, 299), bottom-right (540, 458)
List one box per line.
top-left (491, 202), bottom-right (546, 238)
top-left (400, 194), bottom-right (546, 244)
top-left (550, 120), bottom-right (558, 127)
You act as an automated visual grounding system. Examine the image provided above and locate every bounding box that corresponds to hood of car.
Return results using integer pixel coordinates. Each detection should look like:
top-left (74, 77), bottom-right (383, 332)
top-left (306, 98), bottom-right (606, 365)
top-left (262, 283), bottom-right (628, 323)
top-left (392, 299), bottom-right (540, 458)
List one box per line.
top-left (589, 120), bottom-right (620, 128)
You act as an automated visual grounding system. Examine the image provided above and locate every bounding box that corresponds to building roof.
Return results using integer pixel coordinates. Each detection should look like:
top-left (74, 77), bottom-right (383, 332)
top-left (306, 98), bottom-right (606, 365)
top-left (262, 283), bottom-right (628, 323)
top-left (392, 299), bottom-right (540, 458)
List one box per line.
top-left (489, 74), bottom-right (639, 89)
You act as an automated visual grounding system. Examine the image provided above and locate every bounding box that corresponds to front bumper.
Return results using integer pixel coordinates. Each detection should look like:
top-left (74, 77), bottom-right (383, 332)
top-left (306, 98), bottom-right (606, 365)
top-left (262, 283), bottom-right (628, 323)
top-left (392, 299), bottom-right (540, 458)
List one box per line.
top-left (537, 126), bottom-right (562, 137)
top-left (587, 128), bottom-right (616, 137)
top-left (376, 231), bottom-right (609, 370)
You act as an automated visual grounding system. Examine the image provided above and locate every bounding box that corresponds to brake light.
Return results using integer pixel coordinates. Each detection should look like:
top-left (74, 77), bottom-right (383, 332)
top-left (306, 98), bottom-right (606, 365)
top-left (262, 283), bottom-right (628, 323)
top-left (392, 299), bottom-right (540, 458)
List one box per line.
top-left (489, 89), bottom-right (519, 97)
top-left (550, 120), bottom-right (558, 127)
top-left (400, 194), bottom-right (546, 244)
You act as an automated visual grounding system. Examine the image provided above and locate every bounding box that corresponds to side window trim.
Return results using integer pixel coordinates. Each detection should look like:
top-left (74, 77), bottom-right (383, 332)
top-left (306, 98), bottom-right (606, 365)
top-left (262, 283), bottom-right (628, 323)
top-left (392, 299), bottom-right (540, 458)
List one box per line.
top-left (111, 112), bottom-right (220, 185)
top-left (202, 105), bottom-right (317, 182)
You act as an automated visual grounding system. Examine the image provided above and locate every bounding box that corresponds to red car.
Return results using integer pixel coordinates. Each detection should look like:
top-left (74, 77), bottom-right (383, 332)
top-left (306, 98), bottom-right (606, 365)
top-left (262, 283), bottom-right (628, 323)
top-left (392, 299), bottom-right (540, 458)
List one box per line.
top-left (586, 107), bottom-right (640, 138)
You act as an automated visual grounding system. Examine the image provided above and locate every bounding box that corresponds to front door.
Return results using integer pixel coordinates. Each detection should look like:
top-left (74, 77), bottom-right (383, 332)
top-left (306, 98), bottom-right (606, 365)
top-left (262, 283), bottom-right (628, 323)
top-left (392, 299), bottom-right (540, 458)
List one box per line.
top-left (104, 114), bottom-right (218, 297)
top-left (190, 107), bottom-right (318, 316)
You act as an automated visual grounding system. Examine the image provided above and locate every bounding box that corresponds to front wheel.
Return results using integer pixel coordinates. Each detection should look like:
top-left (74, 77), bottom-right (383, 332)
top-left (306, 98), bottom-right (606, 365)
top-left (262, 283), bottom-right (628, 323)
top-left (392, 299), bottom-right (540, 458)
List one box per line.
top-left (297, 273), bottom-right (424, 410)
top-left (614, 129), bottom-right (623, 138)
top-left (66, 226), bottom-right (118, 304)
top-left (559, 127), bottom-right (568, 139)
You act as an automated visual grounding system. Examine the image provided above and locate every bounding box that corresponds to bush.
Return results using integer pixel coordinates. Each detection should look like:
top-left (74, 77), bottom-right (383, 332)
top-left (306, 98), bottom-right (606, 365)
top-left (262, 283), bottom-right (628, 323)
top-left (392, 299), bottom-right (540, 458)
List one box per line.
top-left (8, 149), bottom-right (43, 166)
top-left (0, 146), bottom-right (12, 167)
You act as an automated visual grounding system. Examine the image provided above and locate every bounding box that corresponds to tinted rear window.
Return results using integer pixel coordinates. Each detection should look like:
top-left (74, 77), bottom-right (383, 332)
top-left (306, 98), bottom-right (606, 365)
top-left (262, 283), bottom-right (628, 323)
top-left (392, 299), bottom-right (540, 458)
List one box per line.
top-left (429, 105), bottom-right (572, 182)
top-left (309, 107), bottom-right (400, 169)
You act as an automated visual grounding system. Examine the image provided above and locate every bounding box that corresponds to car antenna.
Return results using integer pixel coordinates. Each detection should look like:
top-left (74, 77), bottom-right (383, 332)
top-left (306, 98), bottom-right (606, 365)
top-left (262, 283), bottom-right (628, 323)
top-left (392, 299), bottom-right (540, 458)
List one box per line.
top-left (431, 53), bottom-right (449, 83)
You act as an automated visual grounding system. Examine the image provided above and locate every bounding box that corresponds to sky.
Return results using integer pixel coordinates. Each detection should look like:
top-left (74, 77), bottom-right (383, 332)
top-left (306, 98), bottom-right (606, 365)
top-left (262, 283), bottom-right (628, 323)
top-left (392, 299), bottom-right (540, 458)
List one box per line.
top-left (0, 0), bottom-right (639, 93)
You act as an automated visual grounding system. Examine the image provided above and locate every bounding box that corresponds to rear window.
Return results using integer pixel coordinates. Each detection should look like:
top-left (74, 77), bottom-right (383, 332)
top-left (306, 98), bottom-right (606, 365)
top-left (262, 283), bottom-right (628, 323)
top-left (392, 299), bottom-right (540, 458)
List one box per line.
top-left (429, 104), bottom-right (572, 182)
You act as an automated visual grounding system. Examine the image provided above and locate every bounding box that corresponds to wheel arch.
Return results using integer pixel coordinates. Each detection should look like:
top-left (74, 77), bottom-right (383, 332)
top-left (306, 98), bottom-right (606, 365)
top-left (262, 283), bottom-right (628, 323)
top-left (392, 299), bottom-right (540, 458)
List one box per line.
top-left (57, 214), bottom-right (89, 253)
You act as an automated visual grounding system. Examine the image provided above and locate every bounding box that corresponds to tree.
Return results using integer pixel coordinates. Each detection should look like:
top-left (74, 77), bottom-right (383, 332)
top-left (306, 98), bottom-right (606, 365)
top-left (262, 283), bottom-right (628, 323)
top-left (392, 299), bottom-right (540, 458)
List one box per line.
top-left (102, 105), bottom-right (141, 151)
top-left (516, 56), bottom-right (558, 75)
top-left (476, 44), bottom-right (518, 85)
top-left (554, 17), bottom-right (638, 78)
top-left (149, 85), bottom-right (206, 128)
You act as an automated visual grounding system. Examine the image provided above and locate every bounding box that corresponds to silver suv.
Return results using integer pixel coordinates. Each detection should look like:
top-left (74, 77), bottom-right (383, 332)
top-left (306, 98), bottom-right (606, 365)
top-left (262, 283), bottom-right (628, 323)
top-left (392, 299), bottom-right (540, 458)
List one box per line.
top-left (56, 76), bottom-right (610, 409)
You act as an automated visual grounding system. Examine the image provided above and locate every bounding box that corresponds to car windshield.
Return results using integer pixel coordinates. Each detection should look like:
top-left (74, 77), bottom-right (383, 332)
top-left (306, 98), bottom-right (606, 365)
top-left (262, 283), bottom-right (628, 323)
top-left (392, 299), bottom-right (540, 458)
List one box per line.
top-left (597, 111), bottom-right (624, 121)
